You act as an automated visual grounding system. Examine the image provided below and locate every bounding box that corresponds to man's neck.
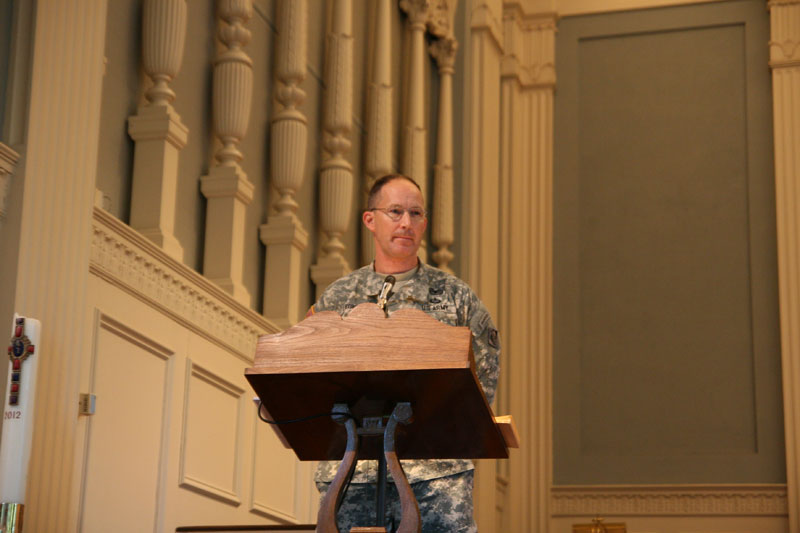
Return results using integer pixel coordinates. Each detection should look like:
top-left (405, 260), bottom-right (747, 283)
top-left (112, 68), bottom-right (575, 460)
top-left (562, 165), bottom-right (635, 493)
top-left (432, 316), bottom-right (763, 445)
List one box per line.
top-left (373, 256), bottom-right (419, 275)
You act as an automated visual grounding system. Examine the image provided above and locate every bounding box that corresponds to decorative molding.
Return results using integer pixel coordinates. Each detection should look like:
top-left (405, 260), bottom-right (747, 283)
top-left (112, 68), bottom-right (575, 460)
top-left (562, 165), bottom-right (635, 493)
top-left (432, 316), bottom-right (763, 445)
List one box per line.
top-left (502, 8), bottom-right (556, 88)
top-left (471, 2), bottom-right (504, 52)
top-left (179, 360), bottom-right (246, 506)
top-left (0, 142), bottom-right (20, 222)
top-left (89, 208), bottom-right (278, 362)
top-left (551, 485), bottom-right (789, 517)
top-left (428, 0), bottom-right (458, 38)
top-left (769, 0), bottom-right (800, 67)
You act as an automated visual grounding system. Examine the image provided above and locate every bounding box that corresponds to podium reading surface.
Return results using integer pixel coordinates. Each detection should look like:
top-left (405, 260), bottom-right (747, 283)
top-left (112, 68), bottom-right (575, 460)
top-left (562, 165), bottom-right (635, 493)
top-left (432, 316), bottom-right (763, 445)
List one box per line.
top-left (245, 303), bottom-right (508, 461)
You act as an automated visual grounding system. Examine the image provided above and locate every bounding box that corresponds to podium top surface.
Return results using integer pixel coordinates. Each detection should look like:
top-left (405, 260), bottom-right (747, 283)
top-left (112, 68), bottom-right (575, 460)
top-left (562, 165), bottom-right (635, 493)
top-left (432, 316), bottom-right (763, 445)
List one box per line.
top-left (245, 303), bottom-right (508, 461)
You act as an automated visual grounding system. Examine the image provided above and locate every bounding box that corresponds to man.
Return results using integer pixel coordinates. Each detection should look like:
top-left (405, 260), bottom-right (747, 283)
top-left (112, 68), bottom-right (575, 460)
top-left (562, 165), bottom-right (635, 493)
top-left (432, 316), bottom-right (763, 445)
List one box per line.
top-left (310, 174), bottom-right (500, 532)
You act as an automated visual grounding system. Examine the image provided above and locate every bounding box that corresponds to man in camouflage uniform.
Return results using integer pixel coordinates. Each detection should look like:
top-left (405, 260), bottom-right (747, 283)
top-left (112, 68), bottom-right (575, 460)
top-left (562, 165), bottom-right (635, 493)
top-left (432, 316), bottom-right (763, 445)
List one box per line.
top-left (310, 174), bottom-right (500, 532)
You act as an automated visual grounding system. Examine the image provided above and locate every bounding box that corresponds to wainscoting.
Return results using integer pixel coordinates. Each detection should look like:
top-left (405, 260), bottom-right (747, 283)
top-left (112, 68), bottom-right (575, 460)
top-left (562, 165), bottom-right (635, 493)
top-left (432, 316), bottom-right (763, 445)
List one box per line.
top-left (77, 209), bottom-right (318, 532)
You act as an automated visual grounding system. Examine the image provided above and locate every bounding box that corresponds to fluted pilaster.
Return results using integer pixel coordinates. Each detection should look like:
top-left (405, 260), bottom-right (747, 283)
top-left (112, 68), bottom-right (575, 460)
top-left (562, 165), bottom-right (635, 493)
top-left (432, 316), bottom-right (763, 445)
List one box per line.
top-left (128, 0), bottom-right (188, 262)
top-left (261, 0), bottom-right (309, 327)
top-left (430, 36), bottom-right (457, 274)
top-left (14, 1), bottom-right (108, 529)
top-left (201, 0), bottom-right (255, 306)
top-left (361, 0), bottom-right (395, 265)
top-left (0, 143), bottom-right (19, 228)
top-left (769, 1), bottom-right (800, 531)
top-left (311, 0), bottom-right (354, 298)
top-left (498, 7), bottom-right (555, 533)
top-left (400, 0), bottom-right (430, 262)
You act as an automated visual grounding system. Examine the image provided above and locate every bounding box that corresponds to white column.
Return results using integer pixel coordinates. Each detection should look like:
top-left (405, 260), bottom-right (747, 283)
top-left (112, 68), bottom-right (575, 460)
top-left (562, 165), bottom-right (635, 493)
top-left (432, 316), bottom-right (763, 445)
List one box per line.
top-left (499, 8), bottom-right (555, 533)
top-left (769, 0), bottom-right (800, 530)
top-left (400, 0), bottom-right (429, 263)
top-left (361, 0), bottom-right (395, 266)
top-left (261, 0), bottom-right (309, 328)
top-left (201, 0), bottom-right (255, 306)
top-left (430, 37), bottom-right (457, 274)
top-left (13, 1), bottom-right (108, 529)
top-left (128, 0), bottom-right (188, 262)
top-left (0, 143), bottom-right (19, 230)
top-left (311, 0), bottom-right (354, 298)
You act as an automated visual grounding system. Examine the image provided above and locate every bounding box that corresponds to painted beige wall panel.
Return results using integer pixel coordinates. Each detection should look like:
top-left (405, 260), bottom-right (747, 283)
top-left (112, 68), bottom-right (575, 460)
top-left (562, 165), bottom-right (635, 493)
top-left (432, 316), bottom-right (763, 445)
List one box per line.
top-left (554, 0), bottom-right (781, 485)
top-left (251, 415), bottom-right (303, 521)
top-left (179, 360), bottom-right (247, 505)
top-left (79, 314), bottom-right (173, 532)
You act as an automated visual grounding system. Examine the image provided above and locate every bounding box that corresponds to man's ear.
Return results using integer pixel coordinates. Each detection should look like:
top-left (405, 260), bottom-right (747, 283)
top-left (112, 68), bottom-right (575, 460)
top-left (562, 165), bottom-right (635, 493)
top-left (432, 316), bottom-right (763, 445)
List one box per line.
top-left (362, 209), bottom-right (375, 232)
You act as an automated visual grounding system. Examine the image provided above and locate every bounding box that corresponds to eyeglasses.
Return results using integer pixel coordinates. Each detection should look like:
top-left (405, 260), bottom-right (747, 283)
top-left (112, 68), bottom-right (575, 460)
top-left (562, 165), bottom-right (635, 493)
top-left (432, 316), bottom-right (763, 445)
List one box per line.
top-left (370, 206), bottom-right (427, 223)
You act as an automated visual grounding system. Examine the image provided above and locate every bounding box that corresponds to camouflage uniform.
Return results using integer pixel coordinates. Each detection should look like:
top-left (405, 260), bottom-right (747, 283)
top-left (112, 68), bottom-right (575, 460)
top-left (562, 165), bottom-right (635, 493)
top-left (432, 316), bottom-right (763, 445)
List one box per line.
top-left (317, 471), bottom-right (477, 533)
top-left (312, 261), bottom-right (499, 531)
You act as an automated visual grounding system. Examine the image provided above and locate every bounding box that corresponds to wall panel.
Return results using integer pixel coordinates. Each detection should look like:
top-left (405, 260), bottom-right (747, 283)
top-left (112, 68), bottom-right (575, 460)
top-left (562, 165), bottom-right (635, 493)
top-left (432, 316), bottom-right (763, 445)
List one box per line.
top-left (553, 0), bottom-right (782, 485)
top-left (179, 360), bottom-right (247, 505)
top-left (79, 313), bottom-right (174, 533)
top-left (84, 209), bottom-right (318, 530)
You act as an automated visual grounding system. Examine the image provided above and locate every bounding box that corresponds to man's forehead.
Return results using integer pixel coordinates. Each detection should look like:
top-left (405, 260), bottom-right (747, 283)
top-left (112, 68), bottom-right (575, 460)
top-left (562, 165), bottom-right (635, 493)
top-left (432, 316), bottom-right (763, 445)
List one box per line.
top-left (379, 179), bottom-right (424, 204)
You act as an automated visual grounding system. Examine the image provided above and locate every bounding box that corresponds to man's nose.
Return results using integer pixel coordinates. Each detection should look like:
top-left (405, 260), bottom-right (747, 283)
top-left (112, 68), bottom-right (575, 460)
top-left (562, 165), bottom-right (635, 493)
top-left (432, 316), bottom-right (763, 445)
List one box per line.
top-left (398, 209), bottom-right (412, 226)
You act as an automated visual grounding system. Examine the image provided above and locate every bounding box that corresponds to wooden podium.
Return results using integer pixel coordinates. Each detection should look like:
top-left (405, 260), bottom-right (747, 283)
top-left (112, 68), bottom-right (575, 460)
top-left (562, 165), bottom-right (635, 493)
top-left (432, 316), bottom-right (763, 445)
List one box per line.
top-left (245, 303), bottom-right (518, 533)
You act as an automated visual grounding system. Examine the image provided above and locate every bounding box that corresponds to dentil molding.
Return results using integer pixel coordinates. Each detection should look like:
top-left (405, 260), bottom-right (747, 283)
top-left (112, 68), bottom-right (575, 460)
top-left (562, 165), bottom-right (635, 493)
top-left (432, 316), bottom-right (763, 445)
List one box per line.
top-left (551, 484), bottom-right (788, 517)
top-left (90, 207), bottom-right (278, 361)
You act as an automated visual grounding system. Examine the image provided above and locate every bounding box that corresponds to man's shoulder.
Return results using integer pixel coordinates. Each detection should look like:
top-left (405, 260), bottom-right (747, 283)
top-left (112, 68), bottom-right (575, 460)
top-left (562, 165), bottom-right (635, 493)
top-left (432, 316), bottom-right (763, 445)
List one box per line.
top-left (417, 263), bottom-right (475, 293)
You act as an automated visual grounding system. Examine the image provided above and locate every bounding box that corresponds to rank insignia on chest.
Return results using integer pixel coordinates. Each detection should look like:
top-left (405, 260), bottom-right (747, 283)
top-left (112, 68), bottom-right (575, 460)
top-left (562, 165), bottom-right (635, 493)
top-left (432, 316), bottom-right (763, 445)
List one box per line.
top-left (7, 317), bottom-right (35, 406)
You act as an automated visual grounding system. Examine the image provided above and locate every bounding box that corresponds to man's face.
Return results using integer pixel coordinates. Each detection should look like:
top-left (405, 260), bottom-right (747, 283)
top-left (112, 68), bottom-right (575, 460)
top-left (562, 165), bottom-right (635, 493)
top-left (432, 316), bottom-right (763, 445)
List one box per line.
top-left (363, 179), bottom-right (427, 264)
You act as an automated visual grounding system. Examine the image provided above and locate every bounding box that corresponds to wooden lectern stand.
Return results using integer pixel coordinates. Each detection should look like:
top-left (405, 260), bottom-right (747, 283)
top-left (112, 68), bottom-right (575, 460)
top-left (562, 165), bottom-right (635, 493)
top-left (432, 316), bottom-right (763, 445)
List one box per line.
top-left (245, 303), bottom-right (518, 533)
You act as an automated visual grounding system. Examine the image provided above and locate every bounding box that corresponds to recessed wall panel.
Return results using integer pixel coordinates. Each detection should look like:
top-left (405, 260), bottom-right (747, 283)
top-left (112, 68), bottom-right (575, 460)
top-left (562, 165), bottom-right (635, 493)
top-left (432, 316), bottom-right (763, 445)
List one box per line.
top-left (80, 316), bottom-right (172, 533)
top-left (553, 0), bottom-right (783, 484)
top-left (251, 410), bottom-right (302, 521)
top-left (179, 361), bottom-right (245, 504)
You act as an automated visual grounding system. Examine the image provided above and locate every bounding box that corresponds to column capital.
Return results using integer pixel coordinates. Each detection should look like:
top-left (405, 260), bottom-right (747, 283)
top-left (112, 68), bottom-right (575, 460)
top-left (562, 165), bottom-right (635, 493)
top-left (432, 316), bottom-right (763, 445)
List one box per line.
top-left (400, 0), bottom-right (431, 27)
top-left (430, 37), bottom-right (458, 72)
top-left (769, 0), bottom-right (800, 68)
top-left (502, 8), bottom-right (556, 88)
top-left (428, 0), bottom-right (458, 38)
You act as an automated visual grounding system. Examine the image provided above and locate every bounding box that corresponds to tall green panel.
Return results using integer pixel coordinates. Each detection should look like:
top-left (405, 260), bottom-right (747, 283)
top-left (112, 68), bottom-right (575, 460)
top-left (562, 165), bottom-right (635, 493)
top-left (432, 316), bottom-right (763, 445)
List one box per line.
top-left (553, 0), bottom-right (783, 484)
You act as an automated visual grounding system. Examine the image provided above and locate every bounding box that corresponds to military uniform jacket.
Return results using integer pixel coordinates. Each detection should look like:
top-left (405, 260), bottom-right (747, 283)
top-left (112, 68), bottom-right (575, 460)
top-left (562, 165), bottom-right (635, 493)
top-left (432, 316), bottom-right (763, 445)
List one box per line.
top-left (311, 261), bottom-right (500, 484)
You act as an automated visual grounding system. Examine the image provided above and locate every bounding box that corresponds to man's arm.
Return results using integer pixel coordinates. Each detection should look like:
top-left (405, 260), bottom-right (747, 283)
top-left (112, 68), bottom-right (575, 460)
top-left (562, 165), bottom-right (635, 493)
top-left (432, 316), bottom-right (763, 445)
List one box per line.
top-left (468, 303), bottom-right (500, 406)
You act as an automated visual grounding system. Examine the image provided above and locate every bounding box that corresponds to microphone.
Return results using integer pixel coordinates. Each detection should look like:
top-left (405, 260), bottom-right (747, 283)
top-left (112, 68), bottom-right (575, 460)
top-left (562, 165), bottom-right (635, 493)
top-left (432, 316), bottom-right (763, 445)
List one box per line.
top-left (377, 275), bottom-right (396, 311)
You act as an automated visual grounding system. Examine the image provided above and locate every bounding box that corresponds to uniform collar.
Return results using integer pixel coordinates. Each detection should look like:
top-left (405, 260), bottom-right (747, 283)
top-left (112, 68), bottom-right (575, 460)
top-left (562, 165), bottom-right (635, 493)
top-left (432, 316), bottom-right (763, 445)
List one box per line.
top-left (364, 260), bottom-right (436, 303)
